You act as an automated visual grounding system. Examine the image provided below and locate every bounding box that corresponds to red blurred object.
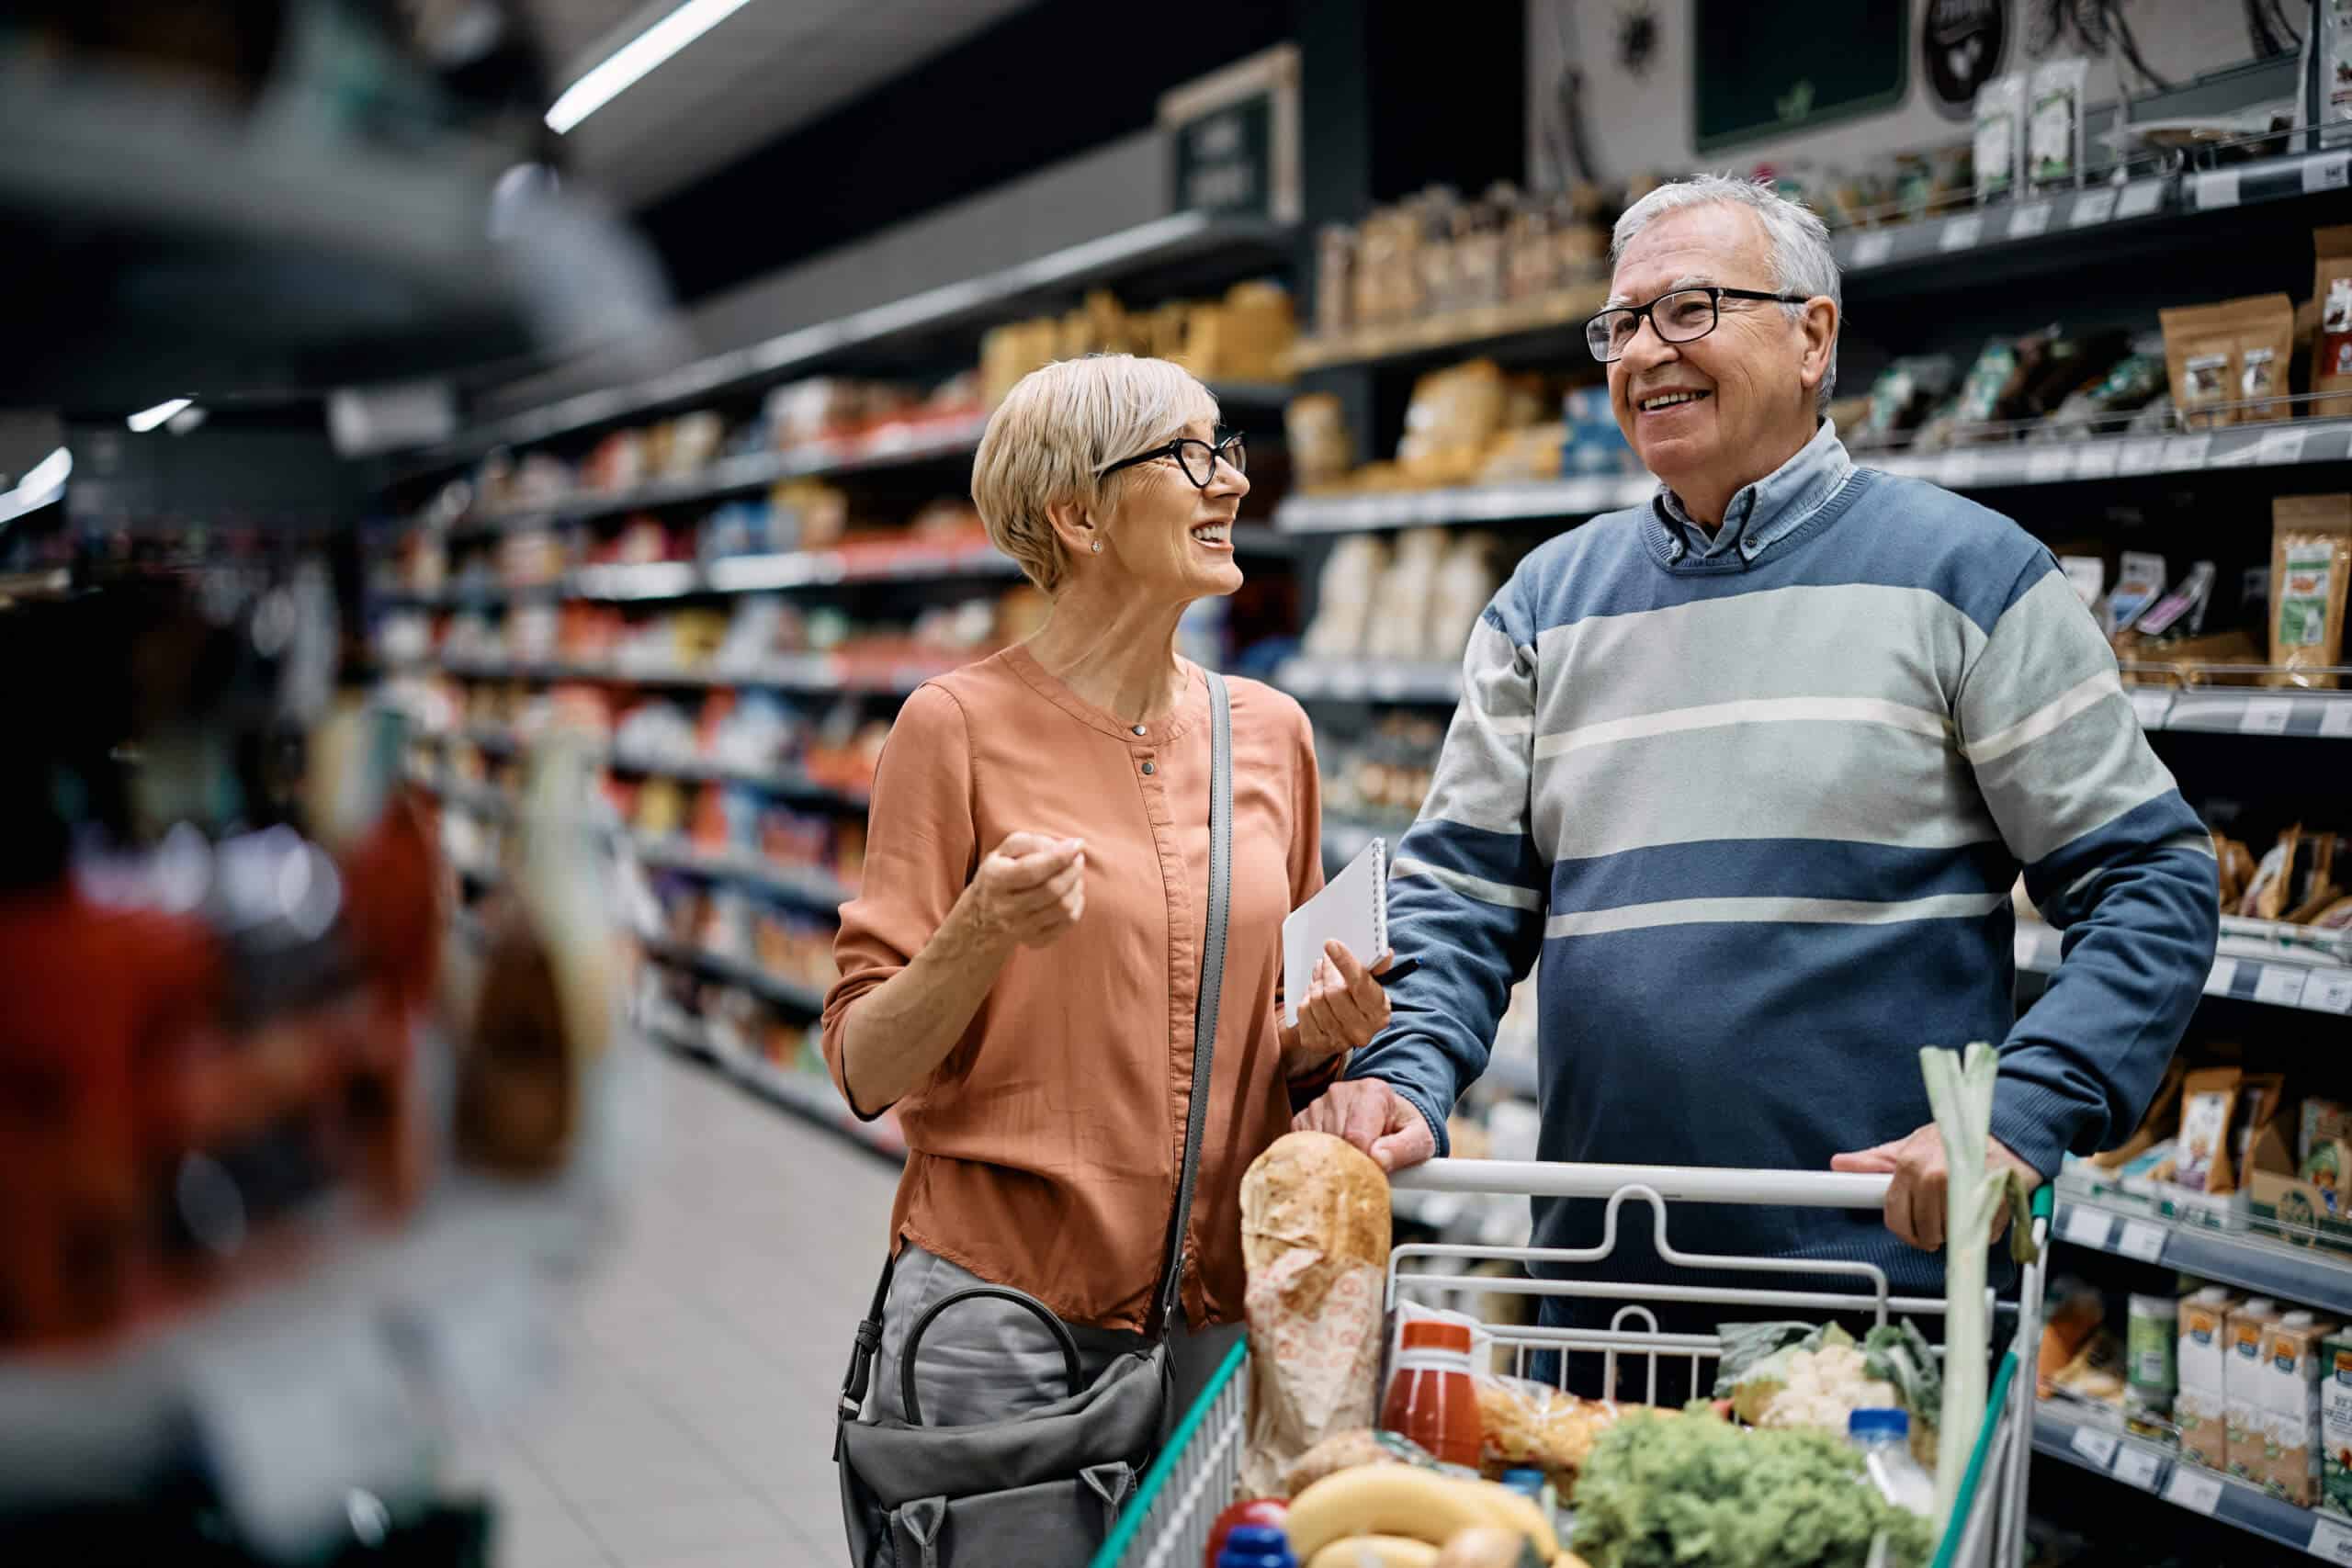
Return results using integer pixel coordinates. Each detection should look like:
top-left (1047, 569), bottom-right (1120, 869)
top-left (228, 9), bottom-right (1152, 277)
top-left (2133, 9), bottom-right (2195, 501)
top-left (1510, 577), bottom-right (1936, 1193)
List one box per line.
top-left (1204, 1499), bottom-right (1288, 1568)
top-left (1381, 1317), bottom-right (1482, 1468)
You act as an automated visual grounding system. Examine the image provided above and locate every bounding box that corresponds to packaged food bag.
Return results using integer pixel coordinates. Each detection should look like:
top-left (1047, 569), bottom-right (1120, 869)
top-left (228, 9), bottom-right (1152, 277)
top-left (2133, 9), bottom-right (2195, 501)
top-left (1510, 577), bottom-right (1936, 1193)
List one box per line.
top-left (1238, 1132), bottom-right (1392, 1498)
top-left (2268, 495), bottom-right (2352, 689)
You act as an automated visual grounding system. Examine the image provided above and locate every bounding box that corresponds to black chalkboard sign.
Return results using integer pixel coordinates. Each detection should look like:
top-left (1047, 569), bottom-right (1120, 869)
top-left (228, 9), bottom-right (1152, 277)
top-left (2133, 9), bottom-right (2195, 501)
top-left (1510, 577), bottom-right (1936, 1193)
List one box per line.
top-left (1692, 0), bottom-right (1911, 152)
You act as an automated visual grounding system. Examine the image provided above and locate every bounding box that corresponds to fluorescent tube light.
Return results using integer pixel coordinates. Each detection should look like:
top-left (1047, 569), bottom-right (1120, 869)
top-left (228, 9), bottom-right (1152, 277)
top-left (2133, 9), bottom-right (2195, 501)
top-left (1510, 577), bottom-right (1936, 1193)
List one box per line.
top-left (0, 446), bottom-right (70, 526)
top-left (128, 398), bottom-right (193, 433)
top-left (545, 0), bottom-right (756, 134)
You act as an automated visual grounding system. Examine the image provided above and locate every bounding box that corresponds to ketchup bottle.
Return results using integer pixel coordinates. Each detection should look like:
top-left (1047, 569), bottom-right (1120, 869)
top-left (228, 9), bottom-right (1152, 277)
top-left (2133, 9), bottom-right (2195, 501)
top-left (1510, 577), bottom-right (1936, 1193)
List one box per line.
top-left (1380, 1317), bottom-right (1482, 1467)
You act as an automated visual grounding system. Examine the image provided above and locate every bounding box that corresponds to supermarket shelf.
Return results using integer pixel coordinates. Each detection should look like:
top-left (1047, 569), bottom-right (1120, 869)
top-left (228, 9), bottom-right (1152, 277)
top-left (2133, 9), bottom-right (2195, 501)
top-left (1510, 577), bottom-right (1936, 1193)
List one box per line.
top-left (2123, 683), bottom-right (2352, 740)
top-left (1274, 658), bottom-right (1462, 705)
top-left (639, 938), bottom-right (827, 1015)
top-left (643, 1012), bottom-right (904, 1161)
top-left (1272, 417), bottom-right (2352, 536)
top-left (1290, 281), bottom-right (1611, 373)
top-left (631, 838), bottom-right (854, 913)
top-left (1276, 474), bottom-right (1652, 534)
top-left (418, 651), bottom-right (970, 697)
top-left (456, 414), bottom-right (992, 534)
top-left (2050, 1192), bottom-right (2352, 1316)
top-left (2015, 922), bottom-right (2352, 1015)
top-left (379, 540), bottom-right (1020, 606)
top-left (2031, 1404), bottom-right (2351, 1557)
top-left (418, 725), bottom-right (871, 810)
top-left (392, 211), bottom-right (1297, 471)
top-left (1870, 416), bottom-right (2352, 491)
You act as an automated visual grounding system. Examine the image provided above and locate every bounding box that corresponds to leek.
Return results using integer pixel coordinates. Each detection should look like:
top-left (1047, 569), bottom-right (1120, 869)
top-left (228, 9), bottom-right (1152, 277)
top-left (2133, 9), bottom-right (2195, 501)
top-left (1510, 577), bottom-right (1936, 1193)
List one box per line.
top-left (1918, 1043), bottom-right (2005, 1536)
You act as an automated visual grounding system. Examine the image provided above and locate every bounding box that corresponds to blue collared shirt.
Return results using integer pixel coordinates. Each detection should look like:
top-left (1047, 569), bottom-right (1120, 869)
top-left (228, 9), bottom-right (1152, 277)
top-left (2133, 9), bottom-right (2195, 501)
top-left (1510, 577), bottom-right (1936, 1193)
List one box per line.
top-left (1656, 418), bottom-right (1856, 564)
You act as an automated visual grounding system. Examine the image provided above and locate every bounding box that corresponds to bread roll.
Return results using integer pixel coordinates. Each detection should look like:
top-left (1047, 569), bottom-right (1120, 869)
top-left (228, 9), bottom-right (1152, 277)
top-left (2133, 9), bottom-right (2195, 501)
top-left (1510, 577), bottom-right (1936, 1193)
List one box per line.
top-left (1241, 1132), bottom-right (1391, 1278)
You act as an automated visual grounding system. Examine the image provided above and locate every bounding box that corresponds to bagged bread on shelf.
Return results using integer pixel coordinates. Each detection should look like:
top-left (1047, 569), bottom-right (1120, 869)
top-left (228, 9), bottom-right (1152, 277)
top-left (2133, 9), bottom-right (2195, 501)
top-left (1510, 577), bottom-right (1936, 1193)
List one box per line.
top-left (2316, 225), bottom-right (2352, 418)
top-left (1303, 536), bottom-right (1391, 659)
top-left (1364, 529), bottom-right (1453, 662)
top-left (1286, 394), bottom-right (1358, 490)
top-left (2267, 494), bottom-right (2352, 689)
top-left (1238, 1132), bottom-right (1393, 1498)
top-left (1427, 535), bottom-right (1503, 666)
top-left (2161, 296), bottom-right (2296, 428)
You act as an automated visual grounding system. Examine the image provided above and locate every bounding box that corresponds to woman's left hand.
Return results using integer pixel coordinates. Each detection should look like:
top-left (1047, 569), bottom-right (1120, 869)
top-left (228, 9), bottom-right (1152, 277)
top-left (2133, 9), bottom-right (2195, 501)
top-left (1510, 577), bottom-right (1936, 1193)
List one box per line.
top-left (1280, 940), bottom-right (1391, 1077)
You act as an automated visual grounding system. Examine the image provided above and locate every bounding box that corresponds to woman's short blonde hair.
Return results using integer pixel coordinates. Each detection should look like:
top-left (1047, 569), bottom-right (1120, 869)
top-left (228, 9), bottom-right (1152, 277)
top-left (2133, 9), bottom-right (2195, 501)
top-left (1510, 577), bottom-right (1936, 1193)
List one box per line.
top-left (971, 355), bottom-right (1220, 594)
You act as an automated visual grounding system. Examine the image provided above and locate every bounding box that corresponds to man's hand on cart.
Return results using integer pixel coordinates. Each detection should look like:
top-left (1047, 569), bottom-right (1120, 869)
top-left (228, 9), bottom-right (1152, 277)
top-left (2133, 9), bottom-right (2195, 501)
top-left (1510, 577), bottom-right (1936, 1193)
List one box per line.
top-left (1831, 1125), bottom-right (2041, 1250)
top-left (1292, 1077), bottom-right (1434, 1173)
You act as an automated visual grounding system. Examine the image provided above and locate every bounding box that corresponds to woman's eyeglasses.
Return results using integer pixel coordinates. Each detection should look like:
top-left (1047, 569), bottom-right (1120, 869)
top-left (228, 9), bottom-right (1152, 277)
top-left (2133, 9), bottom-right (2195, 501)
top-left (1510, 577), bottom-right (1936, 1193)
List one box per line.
top-left (1096, 432), bottom-right (1247, 490)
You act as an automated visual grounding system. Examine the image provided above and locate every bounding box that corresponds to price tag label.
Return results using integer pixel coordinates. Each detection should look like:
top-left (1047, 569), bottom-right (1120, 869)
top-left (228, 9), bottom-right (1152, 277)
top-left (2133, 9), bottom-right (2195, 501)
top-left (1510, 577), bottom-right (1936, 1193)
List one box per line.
top-left (2206, 957), bottom-right (2244, 998)
top-left (1940, 215), bottom-right (1985, 253)
top-left (2007, 203), bottom-right (2052, 240)
top-left (2258, 427), bottom-right (2313, 467)
top-left (2307, 154), bottom-right (2352, 196)
top-left (2307, 973), bottom-right (2352, 1015)
top-left (1939, 452), bottom-right (1981, 488)
top-left (2255, 965), bottom-right (2311, 1009)
top-left (2319, 701), bottom-right (2352, 739)
top-left (2196, 170), bottom-right (2242, 210)
top-left (2116, 1219), bottom-right (2168, 1263)
top-left (2075, 442), bottom-right (2123, 479)
top-left (2243, 698), bottom-right (2296, 735)
top-left (2117, 181), bottom-right (2165, 220)
top-left (1852, 231), bottom-right (1895, 268)
top-left (2164, 434), bottom-right (2214, 469)
top-left (2113, 1446), bottom-right (2163, 1490)
top-left (2120, 439), bottom-right (2166, 476)
top-left (2163, 1465), bottom-right (2224, 1515)
top-left (2061, 1206), bottom-right (2115, 1249)
top-left (2027, 446), bottom-right (2075, 482)
top-left (2071, 188), bottom-right (2120, 227)
top-left (2312, 1515), bottom-right (2352, 1563)
top-left (2132, 690), bottom-right (2172, 729)
top-left (2069, 1425), bottom-right (2121, 1469)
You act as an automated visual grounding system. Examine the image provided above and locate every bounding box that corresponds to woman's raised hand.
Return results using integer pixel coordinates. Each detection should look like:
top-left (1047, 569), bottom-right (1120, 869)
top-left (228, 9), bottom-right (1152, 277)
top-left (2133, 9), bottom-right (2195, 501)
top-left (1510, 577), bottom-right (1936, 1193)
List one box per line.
top-left (965, 832), bottom-right (1086, 951)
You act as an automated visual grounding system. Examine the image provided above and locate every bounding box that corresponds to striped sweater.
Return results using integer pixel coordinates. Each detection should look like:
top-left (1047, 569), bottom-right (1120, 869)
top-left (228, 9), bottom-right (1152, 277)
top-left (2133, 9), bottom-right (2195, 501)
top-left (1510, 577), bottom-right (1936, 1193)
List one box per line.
top-left (1347, 422), bottom-right (2220, 1296)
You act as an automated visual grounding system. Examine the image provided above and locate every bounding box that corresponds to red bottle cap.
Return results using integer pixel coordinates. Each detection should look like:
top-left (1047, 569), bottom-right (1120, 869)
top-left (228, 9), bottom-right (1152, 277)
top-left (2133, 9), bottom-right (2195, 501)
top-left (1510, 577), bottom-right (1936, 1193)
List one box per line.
top-left (1397, 1319), bottom-right (1473, 1353)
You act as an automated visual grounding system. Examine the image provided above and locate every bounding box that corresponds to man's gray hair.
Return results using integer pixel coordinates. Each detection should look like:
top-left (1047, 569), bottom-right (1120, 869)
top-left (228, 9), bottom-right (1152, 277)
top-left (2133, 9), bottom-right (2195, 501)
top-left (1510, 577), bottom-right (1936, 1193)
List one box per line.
top-left (1610, 175), bottom-right (1842, 414)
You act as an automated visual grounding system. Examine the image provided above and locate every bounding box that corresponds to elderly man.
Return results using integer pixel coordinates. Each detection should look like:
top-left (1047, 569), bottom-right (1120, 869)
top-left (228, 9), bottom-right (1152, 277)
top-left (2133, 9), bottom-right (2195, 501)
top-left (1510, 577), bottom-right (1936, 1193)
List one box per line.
top-left (1300, 175), bottom-right (2218, 1364)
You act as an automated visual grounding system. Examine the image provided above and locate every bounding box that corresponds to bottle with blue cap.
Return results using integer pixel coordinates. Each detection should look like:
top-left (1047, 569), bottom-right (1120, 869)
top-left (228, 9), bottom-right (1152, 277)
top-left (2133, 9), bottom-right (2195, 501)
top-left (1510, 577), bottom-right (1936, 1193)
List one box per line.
top-left (1847, 1407), bottom-right (1935, 1517)
top-left (1215, 1522), bottom-right (1297, 1568)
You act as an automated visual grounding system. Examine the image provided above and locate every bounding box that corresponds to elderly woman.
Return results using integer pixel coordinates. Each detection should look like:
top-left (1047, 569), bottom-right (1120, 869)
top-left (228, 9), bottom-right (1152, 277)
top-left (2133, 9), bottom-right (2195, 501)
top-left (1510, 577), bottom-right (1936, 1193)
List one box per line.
top-left (823, 354), bottom-right (1385, 1430)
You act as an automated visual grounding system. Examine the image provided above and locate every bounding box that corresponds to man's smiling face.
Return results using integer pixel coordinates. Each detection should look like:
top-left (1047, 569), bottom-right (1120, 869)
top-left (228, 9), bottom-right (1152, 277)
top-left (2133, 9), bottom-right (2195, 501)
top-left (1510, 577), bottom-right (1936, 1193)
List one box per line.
top-left (1606, 202), bottom-right (1821, 519)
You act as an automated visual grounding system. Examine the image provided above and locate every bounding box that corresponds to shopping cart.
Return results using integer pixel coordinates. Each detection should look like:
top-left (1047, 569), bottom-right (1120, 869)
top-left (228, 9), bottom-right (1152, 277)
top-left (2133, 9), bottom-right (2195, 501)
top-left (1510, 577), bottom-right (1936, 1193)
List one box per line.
top-left (1091, 1160), bottom-right (2052, 1568)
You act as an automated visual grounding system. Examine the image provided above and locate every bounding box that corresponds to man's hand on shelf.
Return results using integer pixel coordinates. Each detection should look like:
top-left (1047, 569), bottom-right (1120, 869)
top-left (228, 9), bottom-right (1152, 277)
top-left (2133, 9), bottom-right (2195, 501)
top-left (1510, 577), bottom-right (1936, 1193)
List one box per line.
top-left (1833, 1125), bottom-right (2041, 1251)
top-left (1295, 1077), bottom-right (1435, 1174)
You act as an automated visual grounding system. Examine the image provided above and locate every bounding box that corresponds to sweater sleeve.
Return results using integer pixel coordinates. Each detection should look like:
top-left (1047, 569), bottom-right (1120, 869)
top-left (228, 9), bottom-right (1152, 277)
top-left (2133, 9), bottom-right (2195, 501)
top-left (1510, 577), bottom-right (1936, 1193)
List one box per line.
top-left (1956, 555), bottom-right (2221, 1179)
top-left (820, 682), bottom-right (977, 1119)
top-left (1342, 597), bottom-right (1551, 1154)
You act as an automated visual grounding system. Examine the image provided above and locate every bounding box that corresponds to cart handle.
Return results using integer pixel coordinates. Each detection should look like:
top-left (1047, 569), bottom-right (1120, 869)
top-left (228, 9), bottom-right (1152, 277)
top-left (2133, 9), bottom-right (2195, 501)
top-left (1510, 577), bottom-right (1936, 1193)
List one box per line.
top-left (1391, 1158), bottom-right (1893, 1209)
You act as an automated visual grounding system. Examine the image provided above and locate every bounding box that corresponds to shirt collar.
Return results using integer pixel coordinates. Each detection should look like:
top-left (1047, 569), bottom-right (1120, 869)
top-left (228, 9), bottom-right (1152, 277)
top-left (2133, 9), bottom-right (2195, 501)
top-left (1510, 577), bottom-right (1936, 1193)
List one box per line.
top-left (1657, 419), bottom-right (1854, 564)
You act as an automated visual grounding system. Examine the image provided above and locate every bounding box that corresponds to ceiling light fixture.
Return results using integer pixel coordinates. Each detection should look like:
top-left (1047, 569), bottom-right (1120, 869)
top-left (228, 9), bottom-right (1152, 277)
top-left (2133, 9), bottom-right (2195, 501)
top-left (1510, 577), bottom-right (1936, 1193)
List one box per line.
top-left (127, 397), bottom-right (194, 433)
top-left (544, 0), bottom-right (757, 135)
top-left (0, 446), bottom-right (70, 527)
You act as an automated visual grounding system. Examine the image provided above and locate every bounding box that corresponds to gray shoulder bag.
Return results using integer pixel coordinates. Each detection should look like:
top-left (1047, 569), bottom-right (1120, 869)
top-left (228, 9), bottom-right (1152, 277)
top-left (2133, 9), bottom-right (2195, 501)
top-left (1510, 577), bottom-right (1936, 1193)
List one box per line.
top-left (834, 670), bottom-right (1233, 1568)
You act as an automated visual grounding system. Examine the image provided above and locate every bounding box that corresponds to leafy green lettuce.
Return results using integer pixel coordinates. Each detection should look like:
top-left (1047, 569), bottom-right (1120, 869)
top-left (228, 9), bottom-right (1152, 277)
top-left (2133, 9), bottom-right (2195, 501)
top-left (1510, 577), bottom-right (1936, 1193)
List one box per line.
top-left (1571, 1412), bottom-right (1933, 1568)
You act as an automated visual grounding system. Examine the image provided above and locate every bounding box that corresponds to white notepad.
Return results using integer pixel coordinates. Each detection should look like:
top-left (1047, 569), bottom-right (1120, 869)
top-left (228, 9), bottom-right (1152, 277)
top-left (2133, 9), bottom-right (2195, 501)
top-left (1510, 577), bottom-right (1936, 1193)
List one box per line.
top-left (1282, 837), bottom-right (1388, 1025)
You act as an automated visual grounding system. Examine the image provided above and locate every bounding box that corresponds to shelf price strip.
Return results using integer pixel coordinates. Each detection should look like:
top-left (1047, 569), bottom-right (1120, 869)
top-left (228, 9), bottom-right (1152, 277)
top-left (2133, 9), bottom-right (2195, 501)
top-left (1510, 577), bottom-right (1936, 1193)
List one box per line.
top-left (2161, 1465), bottom-right (2223, 1516)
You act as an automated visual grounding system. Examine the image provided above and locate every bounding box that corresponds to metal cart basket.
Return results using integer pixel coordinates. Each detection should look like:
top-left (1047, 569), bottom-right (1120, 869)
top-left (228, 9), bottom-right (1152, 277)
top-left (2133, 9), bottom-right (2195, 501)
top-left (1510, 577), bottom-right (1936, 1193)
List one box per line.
top-left (1091, 1159), bottom-right (2052, 1568)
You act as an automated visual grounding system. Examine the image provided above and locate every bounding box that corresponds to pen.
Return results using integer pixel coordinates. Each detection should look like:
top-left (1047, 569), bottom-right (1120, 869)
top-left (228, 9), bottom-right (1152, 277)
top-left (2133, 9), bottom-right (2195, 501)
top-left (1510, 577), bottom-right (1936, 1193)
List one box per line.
top-left (1374, 957), bottom-right (1421, 987)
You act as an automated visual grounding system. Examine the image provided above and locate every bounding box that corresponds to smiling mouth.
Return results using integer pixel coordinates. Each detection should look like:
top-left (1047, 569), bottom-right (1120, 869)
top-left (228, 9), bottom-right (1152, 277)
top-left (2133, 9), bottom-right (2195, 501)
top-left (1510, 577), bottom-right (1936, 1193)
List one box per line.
top-left (1190, 522), bottom-right (1234, 547)
top-left (1638, 389), bottom-right (1713, 412)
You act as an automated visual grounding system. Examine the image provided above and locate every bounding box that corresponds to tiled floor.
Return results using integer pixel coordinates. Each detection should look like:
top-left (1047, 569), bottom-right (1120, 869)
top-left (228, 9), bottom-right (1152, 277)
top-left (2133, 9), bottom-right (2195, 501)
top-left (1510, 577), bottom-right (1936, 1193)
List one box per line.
top-left (453, 1045), bottom-right (900, 1567)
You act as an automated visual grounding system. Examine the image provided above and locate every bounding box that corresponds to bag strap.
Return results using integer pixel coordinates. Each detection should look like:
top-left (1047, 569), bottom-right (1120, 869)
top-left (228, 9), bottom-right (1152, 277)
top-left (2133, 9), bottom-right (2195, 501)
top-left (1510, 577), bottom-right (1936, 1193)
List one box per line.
top-left (1154, 669), bottom-right (1231, 1339)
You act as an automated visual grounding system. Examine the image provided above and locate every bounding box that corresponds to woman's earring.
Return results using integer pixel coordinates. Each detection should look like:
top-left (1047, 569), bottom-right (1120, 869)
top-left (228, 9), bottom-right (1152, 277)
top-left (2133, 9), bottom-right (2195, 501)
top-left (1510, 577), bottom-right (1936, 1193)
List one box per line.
top-left (1091, 539), bottom-right (1102, 554)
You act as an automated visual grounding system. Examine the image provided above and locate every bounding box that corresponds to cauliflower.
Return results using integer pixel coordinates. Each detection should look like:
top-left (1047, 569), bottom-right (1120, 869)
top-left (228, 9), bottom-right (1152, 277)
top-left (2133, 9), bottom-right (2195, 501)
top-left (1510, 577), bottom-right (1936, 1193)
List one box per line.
top-left (1756, 1345), bottom-right (1900, 1435)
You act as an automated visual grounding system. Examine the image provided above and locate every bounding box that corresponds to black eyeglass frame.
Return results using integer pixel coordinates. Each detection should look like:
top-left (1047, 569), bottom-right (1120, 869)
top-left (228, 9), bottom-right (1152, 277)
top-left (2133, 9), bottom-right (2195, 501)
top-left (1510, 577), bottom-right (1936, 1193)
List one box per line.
top-left (1583, 286), bottom-right (1814, 364)
top-left (1094, 432), bottom-right (1248, 489)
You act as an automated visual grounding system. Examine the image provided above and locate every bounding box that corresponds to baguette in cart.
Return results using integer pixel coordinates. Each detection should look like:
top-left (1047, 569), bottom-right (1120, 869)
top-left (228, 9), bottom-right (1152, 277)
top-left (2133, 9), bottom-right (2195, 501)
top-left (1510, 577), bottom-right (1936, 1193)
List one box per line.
top-left (1091, 1147), bottom-right (2051, 1568)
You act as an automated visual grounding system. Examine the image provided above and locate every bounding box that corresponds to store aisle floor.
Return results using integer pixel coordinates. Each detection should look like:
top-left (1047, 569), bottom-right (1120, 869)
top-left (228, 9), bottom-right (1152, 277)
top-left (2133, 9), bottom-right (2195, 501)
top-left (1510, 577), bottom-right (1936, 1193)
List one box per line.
top-left (453, 1043), bottom-right (900, 1568)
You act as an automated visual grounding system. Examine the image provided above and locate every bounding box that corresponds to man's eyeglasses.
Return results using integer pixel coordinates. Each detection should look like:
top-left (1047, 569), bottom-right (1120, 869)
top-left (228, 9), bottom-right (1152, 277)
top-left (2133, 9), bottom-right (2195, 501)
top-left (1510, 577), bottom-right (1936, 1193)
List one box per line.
top-left (1096, 432), bottom-right (1247, 490)
top-left (1584, 286), bottom-right (1812, 364)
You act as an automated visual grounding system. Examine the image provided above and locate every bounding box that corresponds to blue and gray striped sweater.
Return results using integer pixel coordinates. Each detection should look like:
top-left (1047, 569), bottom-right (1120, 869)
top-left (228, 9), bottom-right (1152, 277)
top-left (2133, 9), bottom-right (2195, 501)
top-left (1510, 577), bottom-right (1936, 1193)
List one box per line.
top-left (1347, 423), bottom-right (2220, 1297)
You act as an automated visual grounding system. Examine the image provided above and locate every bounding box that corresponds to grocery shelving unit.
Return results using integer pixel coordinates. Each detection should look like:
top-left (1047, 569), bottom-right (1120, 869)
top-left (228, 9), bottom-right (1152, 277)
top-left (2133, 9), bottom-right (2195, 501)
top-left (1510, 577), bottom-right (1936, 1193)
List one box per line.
top-left (2031, 1403), bottom-right (2352, 1559)
top-left (373, 209), bottom-right (1303, 1151)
